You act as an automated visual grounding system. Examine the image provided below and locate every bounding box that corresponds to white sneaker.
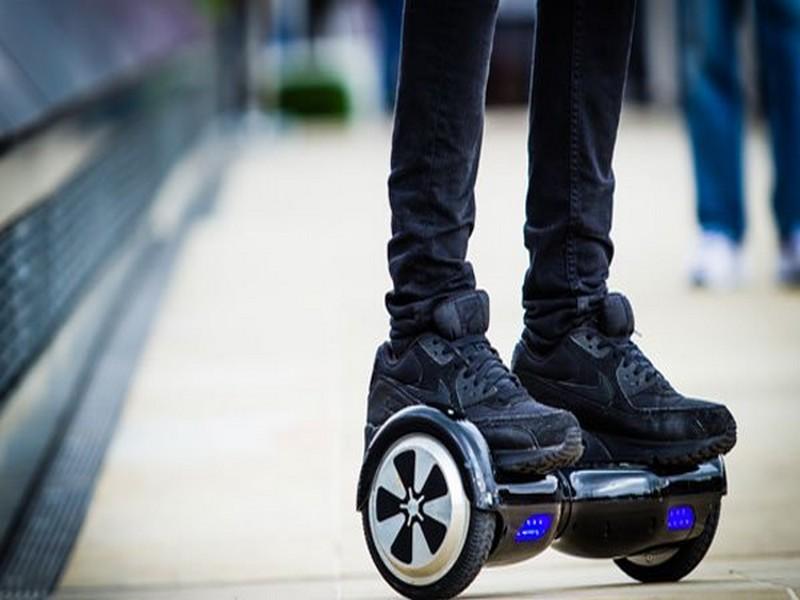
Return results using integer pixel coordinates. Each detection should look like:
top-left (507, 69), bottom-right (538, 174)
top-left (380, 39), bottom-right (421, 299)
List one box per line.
top-left (778, 230), bottom-right (800, 286)
top-left (689, 231), bottom-right (743, 289)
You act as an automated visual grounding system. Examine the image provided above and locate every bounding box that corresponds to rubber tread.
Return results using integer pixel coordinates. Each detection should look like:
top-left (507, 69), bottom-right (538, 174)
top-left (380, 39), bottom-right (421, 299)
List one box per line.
top-left (363, 506), bottom-right (495, 599)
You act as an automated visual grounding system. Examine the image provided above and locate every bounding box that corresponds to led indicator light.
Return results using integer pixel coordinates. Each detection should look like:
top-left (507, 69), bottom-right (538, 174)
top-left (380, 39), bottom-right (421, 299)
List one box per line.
top-left (514, 513), bottom-right (554, 543)
top-left (666, 505), bottom-right (695, 531)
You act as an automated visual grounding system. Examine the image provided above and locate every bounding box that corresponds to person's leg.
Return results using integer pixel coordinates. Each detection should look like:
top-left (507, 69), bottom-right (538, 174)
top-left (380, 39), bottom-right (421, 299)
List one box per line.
top-left (521, 0), bottom-right (635, 350)
top-left (680, 0), bottom-right (745, 288)
top-left (370, 0), bottom-right (582, 476)
top-left (512, 0), bottom-right (737, 467)
top-left (754, 0), bottom-right (800, 282)
top-left (385, 0), bottom-right (495, 344)
top-left (679, 0), bottom-right (746, 244)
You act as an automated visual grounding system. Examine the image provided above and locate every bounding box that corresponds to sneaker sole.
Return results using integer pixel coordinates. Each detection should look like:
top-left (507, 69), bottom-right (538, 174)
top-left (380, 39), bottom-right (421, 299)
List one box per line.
top-left (584, 425), bottom-right (737, 468)
top-left (492, 426), bottom-right (584, 475)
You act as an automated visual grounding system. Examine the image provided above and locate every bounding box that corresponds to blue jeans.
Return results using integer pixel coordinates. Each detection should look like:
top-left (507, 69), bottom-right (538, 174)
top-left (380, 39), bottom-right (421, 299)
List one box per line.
top-left (385, 0), bottom-right (635, 348)
top-left (679, 0), bottom-right (800, 243)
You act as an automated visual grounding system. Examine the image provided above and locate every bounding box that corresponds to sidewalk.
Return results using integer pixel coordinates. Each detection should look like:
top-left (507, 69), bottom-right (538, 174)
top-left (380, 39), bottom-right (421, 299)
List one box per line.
top-left (56, 110), bottom-right (800, 599)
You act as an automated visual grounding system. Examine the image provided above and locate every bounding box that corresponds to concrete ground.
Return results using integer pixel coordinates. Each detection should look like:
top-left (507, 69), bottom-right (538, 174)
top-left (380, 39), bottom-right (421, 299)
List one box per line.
top-left (56, 110), bottom-right (800, 599)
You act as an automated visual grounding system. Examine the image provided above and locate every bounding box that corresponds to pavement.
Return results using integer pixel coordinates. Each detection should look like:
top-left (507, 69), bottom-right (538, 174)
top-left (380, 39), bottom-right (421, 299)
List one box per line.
top-left (56, 109), bottom-right (800, 599)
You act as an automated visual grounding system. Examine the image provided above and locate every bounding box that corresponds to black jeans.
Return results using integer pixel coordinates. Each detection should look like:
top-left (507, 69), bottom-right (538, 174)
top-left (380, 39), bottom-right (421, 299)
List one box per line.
top-left (386, 0), bottom-right (636, 348)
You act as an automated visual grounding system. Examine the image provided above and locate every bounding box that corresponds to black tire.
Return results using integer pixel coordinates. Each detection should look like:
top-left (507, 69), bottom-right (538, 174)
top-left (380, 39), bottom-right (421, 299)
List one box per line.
top-left (614, 502), bottom-right (720, 583)
top-left (362, 505), bottom-right (495, 600)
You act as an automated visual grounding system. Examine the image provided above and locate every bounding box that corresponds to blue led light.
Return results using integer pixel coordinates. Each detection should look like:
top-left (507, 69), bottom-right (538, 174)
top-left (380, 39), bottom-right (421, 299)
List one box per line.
top-left (666, 505), bottom-right (695, 531)
top-left (514, 513), bottom-right (554, 543)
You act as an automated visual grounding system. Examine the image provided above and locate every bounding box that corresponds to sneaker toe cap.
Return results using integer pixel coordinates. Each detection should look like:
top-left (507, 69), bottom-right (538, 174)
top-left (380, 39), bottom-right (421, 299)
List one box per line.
top-left (694, 402), bottom-right (737, 438)
top-left (658, 400), bottom-right (737, 440)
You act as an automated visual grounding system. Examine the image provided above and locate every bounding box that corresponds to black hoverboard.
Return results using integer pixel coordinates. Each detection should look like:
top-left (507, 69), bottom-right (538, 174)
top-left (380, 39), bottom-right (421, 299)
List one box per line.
top-left (356, 406), bottom-right (726, 599)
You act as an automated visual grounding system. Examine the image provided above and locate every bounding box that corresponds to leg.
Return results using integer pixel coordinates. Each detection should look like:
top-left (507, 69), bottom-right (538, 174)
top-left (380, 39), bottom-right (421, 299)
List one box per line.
top-left (679, 0), bottom-right (746, 243)
top-left (754, 0), bottom-right (800, 242)
top-left (522, 0), bottom-right (635, 350)
top-left (369, 0), bottom-right (583, 476)
top-left (385, 0), bottom-right (496, 342)
top-left (679, 0), bottom-right (746, 287)
top-left (512, 0), bottom-right (737, 467)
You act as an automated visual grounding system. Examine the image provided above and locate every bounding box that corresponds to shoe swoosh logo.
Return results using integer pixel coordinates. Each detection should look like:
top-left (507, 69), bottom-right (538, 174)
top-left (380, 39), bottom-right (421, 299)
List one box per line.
top-left (395, 378), bottom-right (452, 408)
top-left (537, 372), bottom-right (616, 404)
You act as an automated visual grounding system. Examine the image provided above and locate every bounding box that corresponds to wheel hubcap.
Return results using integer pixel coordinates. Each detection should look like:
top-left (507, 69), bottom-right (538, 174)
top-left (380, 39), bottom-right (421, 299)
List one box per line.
top-left (368, 434), bottom-right (469, 586)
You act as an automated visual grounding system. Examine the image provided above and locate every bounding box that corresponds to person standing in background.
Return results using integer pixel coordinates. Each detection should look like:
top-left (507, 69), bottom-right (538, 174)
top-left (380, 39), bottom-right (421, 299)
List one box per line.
top-left (680, 0), bottom-right (800, 288)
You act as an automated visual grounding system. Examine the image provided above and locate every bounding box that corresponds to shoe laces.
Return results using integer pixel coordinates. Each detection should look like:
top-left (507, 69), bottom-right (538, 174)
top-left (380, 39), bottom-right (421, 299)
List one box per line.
top-left (447, 335), bottom-right (521, 398)
top-left (586, 331), bottom-right (661, 384)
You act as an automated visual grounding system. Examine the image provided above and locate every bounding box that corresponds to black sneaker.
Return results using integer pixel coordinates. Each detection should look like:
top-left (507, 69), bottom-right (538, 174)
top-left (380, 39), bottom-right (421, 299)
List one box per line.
top-left (367, 290), bottom-right (583, 474)
top-left (511, 293), bottom-right (737, 468)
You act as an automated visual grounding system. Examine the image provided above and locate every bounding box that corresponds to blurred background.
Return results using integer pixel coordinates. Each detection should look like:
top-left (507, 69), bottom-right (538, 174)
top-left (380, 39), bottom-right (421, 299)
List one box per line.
top-left (0, 1), bottom-right (798, 598)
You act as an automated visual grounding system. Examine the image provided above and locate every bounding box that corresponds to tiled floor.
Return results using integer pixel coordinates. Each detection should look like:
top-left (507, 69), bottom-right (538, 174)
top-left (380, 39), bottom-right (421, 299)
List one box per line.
top-left (57, 110), bottom-right (800, 599)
